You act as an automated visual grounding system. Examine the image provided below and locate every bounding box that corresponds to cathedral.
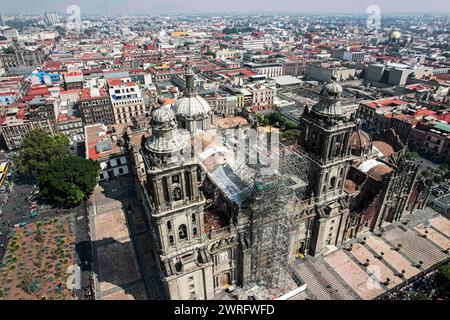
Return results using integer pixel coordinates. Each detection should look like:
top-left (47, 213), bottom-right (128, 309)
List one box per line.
top-left (124, 70), bottom-right (427, 300)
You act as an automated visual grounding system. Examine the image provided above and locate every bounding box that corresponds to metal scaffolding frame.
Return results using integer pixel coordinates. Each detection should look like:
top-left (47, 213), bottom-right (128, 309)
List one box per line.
top-left (248, 146), bottom-right (310, 292)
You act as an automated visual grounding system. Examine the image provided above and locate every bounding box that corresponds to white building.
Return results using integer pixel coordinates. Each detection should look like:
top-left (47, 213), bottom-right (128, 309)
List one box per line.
top-left (107, 78), bottom-right (146, 125)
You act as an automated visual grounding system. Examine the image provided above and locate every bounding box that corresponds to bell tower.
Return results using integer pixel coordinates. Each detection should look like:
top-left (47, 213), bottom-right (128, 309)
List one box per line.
top-left (143, 101), bottom-right (214, 300)
top-left (299, 77), bottom-right (357, 255)
top-left (299, 77), bottom-right (356, 202)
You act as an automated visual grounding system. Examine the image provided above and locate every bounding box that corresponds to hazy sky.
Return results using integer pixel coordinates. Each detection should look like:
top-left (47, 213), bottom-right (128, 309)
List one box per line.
top-left (1, 0), bottom-right (449, 14)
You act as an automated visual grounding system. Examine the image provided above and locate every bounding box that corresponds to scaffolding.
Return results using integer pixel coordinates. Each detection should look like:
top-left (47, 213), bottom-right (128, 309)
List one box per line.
top-left (248, 145), bottom-right (310, 293)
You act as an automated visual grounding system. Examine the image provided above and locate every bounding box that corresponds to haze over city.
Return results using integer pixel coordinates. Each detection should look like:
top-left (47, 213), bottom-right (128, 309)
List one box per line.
top-left (1, 0), bottom-right (449, 14)
top-left (0, 0), bottom-right (449, 310)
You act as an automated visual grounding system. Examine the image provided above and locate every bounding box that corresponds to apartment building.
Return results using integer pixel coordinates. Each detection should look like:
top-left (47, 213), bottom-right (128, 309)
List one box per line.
top-left (107, 78), bottom-right (147, 126)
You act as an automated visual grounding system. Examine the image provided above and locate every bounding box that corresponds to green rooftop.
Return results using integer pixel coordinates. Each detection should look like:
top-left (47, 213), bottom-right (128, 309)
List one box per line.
top-left (433, 122), bottom-right (450, 134)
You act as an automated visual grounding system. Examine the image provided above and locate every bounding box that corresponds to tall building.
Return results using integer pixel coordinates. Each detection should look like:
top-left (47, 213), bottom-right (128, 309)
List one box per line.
top-left (142, 101), bottom-right (213, 300)
top-left (44, 12), bottom-right (60, 26)
top-left (298, 77), bottom-right (357, 255)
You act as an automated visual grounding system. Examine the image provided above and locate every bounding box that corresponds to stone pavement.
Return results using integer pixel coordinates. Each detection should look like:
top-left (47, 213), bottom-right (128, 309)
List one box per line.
top-left (88, 177), bottom-right (148, 300)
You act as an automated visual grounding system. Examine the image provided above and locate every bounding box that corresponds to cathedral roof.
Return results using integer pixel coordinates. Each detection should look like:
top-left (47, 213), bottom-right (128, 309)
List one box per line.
top-left (372, 141), bottom-right (396, 157)
top-left (367, 164), bottom-right (393, 181)
top-left (344, 179), bottom-right (358, 194)
top-left (357, 158), bottom-right (393, 182)
top-left (349, 129), bottom-right (371, 150)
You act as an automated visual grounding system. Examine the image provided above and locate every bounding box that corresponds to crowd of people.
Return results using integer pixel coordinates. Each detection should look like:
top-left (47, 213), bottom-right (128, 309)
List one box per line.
top-left (380, 267), bottom-right (450, 300)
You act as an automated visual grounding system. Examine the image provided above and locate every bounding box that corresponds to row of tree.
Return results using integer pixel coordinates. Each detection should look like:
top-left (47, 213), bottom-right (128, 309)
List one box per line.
top-left (13, 129), bottom-right (100, 207)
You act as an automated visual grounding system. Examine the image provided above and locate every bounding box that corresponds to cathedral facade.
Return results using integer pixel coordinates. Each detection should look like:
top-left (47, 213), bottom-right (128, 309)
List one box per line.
top-left (125, 71), bottom-right (427, 300)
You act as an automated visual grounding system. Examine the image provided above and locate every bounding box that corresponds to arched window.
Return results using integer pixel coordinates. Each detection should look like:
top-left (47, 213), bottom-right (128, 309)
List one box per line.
top-left (329, 177), bottom-right (336, 190)
top-left (179, 224), bottom-right (188, 240)
top-left (167, 221), bottom-right (172, 231)
top-left (193, 227), bottom-right (197, 237)
top-left (192, 213), bottom-right (196, 223)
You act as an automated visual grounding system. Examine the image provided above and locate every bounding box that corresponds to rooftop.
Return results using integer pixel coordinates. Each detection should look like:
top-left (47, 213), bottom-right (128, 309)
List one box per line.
top-left (85, 124), bottom-right (123, 161)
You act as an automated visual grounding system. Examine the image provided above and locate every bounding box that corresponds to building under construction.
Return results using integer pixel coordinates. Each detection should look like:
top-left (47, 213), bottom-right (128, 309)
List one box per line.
top-left (126, 70), bottom-right (425, 300)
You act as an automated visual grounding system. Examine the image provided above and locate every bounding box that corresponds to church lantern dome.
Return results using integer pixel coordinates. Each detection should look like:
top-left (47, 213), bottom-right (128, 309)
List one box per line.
top-left (145, 105), bottom-right (186, 155)
top-left (311, 76), bottom-right (346, 119)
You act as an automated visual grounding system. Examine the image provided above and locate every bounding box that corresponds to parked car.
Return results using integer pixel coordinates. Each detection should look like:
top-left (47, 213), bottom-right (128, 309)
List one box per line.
top-left (432, 188), bottom-right (445, 197)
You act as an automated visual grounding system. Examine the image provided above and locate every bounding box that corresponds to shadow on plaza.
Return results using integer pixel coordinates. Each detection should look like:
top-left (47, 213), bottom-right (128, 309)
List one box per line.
top-left (87, 177), bottom-right (167, 300)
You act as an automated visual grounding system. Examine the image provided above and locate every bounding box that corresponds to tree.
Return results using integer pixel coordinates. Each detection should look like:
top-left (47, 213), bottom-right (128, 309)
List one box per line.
top-left (12, 129), bottom-right (70, 175)
top-left (2, 46), bottom-right (15, 54)
top-left (37, 156), bottom-right (100, 207)
top-left (437, 264), bottom-right (450, 282)
top-left (405, 151), bottom-right (419, 160)
top-left (282, 130), bottom-right (301, 142)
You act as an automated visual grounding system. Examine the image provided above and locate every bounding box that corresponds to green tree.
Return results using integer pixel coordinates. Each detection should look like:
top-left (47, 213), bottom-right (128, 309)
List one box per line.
top-left (37, 156), bottom-right (100, 207)
top-left (405, 151), bottom-right (419, 160)
top-left (410, 292), bottom-right (430, 300)
top-left (437, 264), bottom-right (450, 282)
top-left (12, 129), bottom-right (70, 175)
top-left (2, 46), bottom-right (15, 54)
top-left (282, 130), bottom-right (302, 142)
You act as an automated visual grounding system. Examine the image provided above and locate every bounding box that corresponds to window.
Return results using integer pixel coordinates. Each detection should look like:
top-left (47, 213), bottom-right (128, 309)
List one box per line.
top-left (169, 235), bottom-right (174, 245)
top-left (179, 224), bottom-right (188, 240)
top-left (192, 213), bottom-right (196, 223)
top-left (193, 228), bottom-right (197, 237)
top-left (173, 186), bottom-right (182, 201)
top-left (329, 177), bottom-right (336, 190)
top-left (167, 221), bottom-right (172, 231)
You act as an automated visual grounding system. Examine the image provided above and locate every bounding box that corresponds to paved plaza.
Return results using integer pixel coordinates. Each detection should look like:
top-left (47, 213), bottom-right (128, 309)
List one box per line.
top-left (87, 176), bottom-right (166, 300)
top-left (294, 210), bottom-right (450, 300)
top-left (88, 177), bottom-right (147, 300)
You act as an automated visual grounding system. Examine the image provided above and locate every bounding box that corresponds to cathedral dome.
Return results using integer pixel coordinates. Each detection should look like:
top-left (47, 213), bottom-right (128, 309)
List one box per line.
top-left (349, 129), bottom-right (371, 151)
top-left (174, 95), bottom-right (212, 119)
top-left (174, 64), bottom-right (213, 133)
top-left (390, 30), bottom-right (401, 40)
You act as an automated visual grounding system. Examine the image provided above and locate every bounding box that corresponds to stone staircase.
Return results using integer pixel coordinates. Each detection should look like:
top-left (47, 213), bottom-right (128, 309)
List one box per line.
top-left (384, 227), bottom-right (448, 269)
top-left (293, 258), bottom-right (358, 300)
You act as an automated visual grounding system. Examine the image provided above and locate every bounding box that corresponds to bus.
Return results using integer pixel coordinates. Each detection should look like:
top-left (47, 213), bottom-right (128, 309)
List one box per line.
top-left (0, 161), bottom-right (10, 175)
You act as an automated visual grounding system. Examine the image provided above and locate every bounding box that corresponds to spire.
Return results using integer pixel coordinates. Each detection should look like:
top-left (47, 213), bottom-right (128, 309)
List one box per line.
top-left (184, 58), bottom-right (195, 97)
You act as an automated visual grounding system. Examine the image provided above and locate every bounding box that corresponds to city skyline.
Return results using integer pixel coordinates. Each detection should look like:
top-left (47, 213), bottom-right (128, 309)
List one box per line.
top-left (0, 0), bottom-right (449, 15)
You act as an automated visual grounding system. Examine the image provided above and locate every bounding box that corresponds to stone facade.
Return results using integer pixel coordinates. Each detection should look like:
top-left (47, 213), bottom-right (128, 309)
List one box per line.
top-left (126, 78), bottom-right (425, 300)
